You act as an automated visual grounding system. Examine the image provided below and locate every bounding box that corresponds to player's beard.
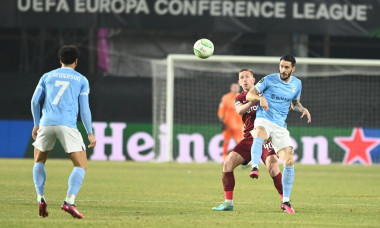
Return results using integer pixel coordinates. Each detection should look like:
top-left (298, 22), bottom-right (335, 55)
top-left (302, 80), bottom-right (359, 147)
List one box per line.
top-left (279, 70), bottom-right (291, 81)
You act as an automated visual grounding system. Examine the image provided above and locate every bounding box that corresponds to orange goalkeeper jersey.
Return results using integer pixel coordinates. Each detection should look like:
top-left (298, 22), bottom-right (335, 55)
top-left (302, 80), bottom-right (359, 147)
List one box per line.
top-left (218, 92), bottom-right (243, 130)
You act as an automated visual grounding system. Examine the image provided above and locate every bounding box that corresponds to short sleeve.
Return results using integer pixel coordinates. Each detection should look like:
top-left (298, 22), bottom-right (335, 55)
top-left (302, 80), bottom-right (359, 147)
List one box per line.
top-left (255, 76), bottom-right (268, 93)
top-left (234, 94), bottom-right (243, 106)
top-left (294, 81), bottom-right (302, 100)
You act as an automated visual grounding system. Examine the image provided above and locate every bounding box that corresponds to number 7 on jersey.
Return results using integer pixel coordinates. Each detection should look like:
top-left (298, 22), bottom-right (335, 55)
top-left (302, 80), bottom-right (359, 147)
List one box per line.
top-left (52, 80), bottom-right (69, 105)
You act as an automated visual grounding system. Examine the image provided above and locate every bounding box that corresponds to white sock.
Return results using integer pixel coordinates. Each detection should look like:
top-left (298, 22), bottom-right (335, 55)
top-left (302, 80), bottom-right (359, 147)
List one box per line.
top-left (283, 197), bottom-right (290, 203)
top-left (225, 199), bottom-right (233, 205)
top-left (37, 195), bottom-right (45, 203)
top-left (65, 194), bottom-right (76, 204)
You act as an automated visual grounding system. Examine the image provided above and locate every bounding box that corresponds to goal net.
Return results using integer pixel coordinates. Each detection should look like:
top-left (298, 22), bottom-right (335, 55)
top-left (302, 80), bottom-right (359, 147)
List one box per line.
top-left (152, 55), bottom-right (380, 163)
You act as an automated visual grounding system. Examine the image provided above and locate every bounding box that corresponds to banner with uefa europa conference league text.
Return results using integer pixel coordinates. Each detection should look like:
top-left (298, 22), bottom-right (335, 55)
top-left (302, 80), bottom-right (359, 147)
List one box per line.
top-left (1, 0), bottom-right (380, 37)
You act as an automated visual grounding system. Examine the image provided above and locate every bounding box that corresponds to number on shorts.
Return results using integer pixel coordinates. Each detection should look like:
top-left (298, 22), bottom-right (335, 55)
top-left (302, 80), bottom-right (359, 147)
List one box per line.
top-left (52, 80), bottom-right (69, 105)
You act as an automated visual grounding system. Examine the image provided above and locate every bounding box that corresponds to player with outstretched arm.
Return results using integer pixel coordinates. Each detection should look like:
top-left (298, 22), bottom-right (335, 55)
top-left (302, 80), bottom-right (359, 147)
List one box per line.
top-left (212, 69), bottom-right (284, 211)
top-left (31, 45), bottom-right (96, 219)
top-left (247, 55), bottom-right (311, 213)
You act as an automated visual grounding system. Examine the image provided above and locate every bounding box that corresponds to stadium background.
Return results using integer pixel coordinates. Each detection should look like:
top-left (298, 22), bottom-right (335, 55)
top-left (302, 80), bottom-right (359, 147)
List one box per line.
top-left (1, 0), bottom-right (380, 164)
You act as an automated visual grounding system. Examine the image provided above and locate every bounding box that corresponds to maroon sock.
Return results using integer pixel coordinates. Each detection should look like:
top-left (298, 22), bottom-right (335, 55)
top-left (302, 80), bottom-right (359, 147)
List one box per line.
top-left (272, 172), bottom-right (283, 196)
top-left (222, 172), bottom-right (235, 200)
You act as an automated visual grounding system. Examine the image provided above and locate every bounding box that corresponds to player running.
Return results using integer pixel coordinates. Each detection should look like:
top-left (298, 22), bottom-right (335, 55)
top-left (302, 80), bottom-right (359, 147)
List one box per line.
top-left (212, 69), bottom-right (283, 211)
top-left (218, 83), bottom-right (243, 161)
top-left (31, 45), bottom-right (96, 218)
top-left (247, 55), bottom-right (311, 213)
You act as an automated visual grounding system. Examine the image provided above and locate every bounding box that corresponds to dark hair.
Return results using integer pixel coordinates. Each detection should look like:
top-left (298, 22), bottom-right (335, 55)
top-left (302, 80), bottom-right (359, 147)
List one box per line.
top-left (58, 45), bottom-right (79, 65)
top-left (239, 68), bottom-right (254, 77)
top-left (280, 54), bottom-right (296, 67)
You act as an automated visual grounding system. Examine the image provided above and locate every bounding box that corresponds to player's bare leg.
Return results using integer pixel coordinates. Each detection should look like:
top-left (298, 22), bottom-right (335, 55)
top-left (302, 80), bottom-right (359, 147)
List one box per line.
top-left (69, 150), bottom-right (87, 171)
top-left (278, 147), bottom-right (295, 213)
top-left (230, 132), bottom-right (243, 163)
top-left (222, 130), bottom-right (233, 162)
top-left (265, 155), bottom-right (283, 200)
top-left (212, 152), bottom-right (245, 211)
top-left (222, 140), bottom-right (229, 161)
top-left (33, 148), bottom-right (50, 218)
top-left (61, 150), bottom-right (87, 219)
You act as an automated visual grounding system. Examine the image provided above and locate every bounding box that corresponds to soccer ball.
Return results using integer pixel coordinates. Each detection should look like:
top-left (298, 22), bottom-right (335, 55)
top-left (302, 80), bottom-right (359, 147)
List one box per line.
top-left (193, 38), bottom-right (214, 59)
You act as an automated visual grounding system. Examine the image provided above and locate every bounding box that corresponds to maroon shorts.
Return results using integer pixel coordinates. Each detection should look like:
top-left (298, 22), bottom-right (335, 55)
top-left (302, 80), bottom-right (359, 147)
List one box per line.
top-left (232, 136), bottom-right (276, 165)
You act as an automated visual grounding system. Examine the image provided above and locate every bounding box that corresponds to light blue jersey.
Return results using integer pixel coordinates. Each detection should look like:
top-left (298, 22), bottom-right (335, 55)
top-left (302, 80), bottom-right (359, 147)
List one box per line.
top-left (255, 73), bottom-right (302, 128)
top-left (31, 67), bottom-right (93, 134)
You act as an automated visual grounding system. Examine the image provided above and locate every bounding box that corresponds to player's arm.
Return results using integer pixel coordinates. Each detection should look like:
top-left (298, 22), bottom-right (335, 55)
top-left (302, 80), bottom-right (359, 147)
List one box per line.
top-left (292, 98), bottom-right (311, 123)
top-left (79, 93), bottom-right (96, 148)
top-left (217, 99), bottom-right (224, 122)
top-left (246, 86), bottom-right (260, 102)
top-left (31, 84), bottom-right (45, 140)
top-left (289, 102), bottom-right (294, 111)
top-left (235, 100), bottom-right (255, 115)
top-left (246, 87), bottom-right (268, 110)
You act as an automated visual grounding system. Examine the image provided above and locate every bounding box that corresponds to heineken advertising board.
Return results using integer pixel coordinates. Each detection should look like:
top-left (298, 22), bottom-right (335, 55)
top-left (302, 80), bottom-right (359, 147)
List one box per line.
top-left (1, 120), bottom-right (380, 164)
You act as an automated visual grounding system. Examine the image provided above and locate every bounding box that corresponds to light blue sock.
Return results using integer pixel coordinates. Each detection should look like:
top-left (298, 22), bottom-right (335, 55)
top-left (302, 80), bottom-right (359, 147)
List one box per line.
top-left (67, 167), bottom-right (86, 195)
top-left (251, 137), bottom-right (264, 168)
top-left (282, 165), bottom-right (295, 200)
top-left (33, 162), bottom-right (46, 195)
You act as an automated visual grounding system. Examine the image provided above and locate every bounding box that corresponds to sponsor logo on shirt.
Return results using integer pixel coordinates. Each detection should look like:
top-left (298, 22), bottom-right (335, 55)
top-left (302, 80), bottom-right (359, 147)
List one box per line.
top-left (271, 94), bottom-right (292, 102)
top-left (247, 105), bottom-right (258, 113)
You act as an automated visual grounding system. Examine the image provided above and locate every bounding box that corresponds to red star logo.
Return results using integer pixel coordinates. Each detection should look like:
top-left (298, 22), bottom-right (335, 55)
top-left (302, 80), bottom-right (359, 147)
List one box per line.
top-left (334, 128), bottom-right (380, 165)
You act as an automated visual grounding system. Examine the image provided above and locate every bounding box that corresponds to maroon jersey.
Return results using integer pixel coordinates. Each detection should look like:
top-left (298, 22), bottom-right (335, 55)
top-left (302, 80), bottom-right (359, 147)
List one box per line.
top-left (234, 91), bottom-right (258, 139)
top-left (233, 90), bottom-right (275, 165)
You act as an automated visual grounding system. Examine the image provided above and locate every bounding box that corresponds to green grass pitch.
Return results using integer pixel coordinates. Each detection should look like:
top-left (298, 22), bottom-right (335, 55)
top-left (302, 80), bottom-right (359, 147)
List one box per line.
top-left (1, 159), bottom-right (380, 227)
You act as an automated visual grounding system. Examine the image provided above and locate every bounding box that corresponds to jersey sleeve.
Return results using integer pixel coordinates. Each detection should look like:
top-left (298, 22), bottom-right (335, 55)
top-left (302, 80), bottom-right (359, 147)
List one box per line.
top-left (80, 78), bottom-right (90, 95)
top-left (31, 75), bottom-right (47, 126)
top-left (254, 76), bottom-right (268, 93)
top-left (234, 94), bottom-right (243, 106)
top-left (294, 80), bottom-right (302, 100)
top-left (79, 78), bottom-right (93, 134)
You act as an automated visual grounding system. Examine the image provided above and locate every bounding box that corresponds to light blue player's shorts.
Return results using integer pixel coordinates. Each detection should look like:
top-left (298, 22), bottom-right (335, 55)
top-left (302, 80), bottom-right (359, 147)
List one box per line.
top-left (251, 118), bottom-right (293, 153)
top-left (33, 125), bottom-right (86, 153)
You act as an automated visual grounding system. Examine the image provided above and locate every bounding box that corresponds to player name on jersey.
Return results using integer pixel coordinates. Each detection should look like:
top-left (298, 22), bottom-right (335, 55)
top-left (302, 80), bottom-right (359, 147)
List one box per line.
top-left (51, 72), bottom-right (81, 82)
